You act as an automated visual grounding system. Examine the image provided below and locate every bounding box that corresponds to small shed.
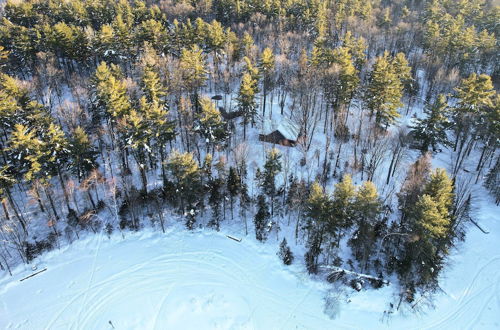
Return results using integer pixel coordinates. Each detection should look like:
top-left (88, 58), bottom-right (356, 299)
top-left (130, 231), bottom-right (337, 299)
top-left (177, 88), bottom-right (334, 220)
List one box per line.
top-left (259, 117), bottom-right (300, 147)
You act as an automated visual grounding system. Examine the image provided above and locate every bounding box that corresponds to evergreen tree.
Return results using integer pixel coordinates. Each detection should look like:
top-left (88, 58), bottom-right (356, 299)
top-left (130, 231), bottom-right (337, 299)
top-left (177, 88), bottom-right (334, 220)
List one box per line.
top-left (452, 73), bottom-right (495, 148)
top-left (208, 177), bottom-right (224, 231)
top-left (0, 45), bottom-right (9, 69)
top-left (237, 71), bottom-right (258, 139)
top-left (330, 47), bottom-right (359, 109)
top-left (254, 194), bottom-right (270, 242)
top-left (68, 126), bottom-right (98, 182)
top-left (179, 45), bottom-right (207, 106)
top-left (141, 64), bottom-right (166, 104)
top-left (412, 94), bottom-right (451, 152)
top-left (342, 31), bottom-right (366, 70)
top-left (330, 174), bottom-right (356, 240)
top-left (41, 123), bottom-right (71, 210)
top-left (7, 124), bottom-right (45, 183)
top-left (416, 194), bottom-right (450, 239)
top-left (349, 181), bottom-right (382, 271)
top-left (141, 97), bottom-right (175, 189)
top-left (365, 51), bottom-right (409, 128)
top-left (398, 153), bottom-right (432, 228)
top-left (259, 148), bottom-right (282, 216)
top-left (119, 108), bottom-right (150, 193)
top-left (195, 97), bottom-right (228, 152)
top-left (278, 238), bottom-right (294, 265)
top-left (0, 165), bottom-right (27, 234)
top-left (423, 168), bottom-right (454, 221)
top-left (259, 47), bottom-right (275, 117)
top-left (135, 19), bottom-right (168, 52)
top-left (227, 166), bottom-right (241, 219)
top-left (92, 62), bottom-right (131, 121)
top-left (166, 150), bottom-right (201, 213)
top-left (303, 181), bottom-right (330, 270)
top-left (205, 20), bottom-right (226, 72)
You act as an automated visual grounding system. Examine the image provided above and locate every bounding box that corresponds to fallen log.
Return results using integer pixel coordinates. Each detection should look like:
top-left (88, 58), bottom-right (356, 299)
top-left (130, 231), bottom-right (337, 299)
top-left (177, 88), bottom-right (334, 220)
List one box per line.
top-left (226, 235), bottom-right (242, 242)
top-left (320, 265), bottom-right (389, 285)
top-left (470, 218), bottom-right (489, 234)
top-left (20, 268), bottom-right (47, 282)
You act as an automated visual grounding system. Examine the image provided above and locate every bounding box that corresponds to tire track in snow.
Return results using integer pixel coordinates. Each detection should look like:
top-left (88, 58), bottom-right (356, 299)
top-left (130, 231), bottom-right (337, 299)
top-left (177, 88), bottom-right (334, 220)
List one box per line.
top-left (11, 234), bottom-right (332, 329)
top-left (417, 256), bottom-right (500, 330)
top-left (152, 284), bottom-right (175, 330)
top-left (47, 249), bottom-right (271, 329)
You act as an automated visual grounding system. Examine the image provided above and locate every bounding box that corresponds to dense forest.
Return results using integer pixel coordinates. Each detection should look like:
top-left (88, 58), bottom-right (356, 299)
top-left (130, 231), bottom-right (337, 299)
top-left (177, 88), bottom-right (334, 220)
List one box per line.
top-left (0, 0), bottom-right (498, 312)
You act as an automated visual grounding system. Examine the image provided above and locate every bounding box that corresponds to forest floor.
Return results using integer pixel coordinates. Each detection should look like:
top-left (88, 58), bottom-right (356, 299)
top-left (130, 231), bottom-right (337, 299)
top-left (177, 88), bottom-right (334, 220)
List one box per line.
top-left (0, 192), bottom-right (498, 330)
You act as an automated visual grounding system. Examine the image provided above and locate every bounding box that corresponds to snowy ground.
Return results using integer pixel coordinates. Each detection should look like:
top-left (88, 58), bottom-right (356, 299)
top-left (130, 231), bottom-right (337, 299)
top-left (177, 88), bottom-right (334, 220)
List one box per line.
top-left (0, 195), bottom-right (499, 330)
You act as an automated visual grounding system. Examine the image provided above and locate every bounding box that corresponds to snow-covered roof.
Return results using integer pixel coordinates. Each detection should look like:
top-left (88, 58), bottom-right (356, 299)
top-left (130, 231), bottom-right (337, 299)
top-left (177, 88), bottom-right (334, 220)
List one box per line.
top-left (261, 116), bottom-right (300, 141)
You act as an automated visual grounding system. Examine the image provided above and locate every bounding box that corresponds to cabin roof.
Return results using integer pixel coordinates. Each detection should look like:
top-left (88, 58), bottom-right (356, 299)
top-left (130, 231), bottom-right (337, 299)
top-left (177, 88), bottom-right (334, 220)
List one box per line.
top-left (261, 116), bottom-right (300, 141)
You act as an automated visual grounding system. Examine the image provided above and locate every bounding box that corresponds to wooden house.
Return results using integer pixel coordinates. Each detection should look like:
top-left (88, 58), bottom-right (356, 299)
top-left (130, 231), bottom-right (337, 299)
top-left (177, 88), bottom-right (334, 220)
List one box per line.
top-left (259, 117), bottom-right (300, 147)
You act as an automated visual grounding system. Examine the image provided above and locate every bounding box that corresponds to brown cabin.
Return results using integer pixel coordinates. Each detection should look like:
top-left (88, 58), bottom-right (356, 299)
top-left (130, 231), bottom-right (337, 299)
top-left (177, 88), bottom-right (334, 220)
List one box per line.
top-left (259, 117), bottom-right (300, 147)
top-left (259, 130), bottom-right (297, 147)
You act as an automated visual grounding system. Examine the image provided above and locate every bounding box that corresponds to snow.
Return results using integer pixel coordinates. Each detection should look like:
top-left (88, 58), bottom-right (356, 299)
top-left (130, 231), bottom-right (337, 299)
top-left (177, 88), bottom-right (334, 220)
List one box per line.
top-left (1, 192), bottom-right (499, 329)
top-left (0, 228), bottom-right (332, 329)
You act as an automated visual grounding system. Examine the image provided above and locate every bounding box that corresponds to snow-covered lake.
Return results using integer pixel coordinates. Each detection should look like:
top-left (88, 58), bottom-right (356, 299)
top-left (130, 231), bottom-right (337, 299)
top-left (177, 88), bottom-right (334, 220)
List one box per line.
top-left (0, 229), bottom-right (333, 329)
top-left (1, 194), bottom-right (499, 330)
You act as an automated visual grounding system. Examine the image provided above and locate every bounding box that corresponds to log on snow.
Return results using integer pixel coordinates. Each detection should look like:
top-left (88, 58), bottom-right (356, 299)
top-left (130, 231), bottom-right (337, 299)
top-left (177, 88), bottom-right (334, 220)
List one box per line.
top-left (20, 268), bottom-right (47, 282)
top-left (320, 265), bottom-right (389, 284)
top-left (226, 235), bottom-right (242, 242)
top-left (470, 218), bottom-right (489, 234)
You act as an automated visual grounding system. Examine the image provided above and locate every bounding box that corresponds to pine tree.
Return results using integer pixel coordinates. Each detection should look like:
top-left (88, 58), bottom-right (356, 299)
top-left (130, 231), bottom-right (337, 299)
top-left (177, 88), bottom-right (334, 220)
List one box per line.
top-left (342, 31), bottom-right (366, 70)
top-left (398, 167), bottom-right (454, 290)
top-left (259, 148), bottom-right (282, 216)
top-left (237, 71), bottom-right (258, 139)
top-left (398, 153), bottom-right (432, 227)
top-left (195, 97), bottom-right (227, 152)
top-left (112, 14), bottom-right (135, 60)
top-left (303, 181), bottom-right (330, 268)
top-left (305, 181), bottom-right (330, 230)
top-left (452, 73), bottom-right (495, 147)
top-left (423, 168), bottom-right (454, 221)
top-left (331, 47), bottom-right (359, 109)
top-left (240, 32), bottom-right (254, 58)
top-left (142, 98), bottom-right (175, 189)
top-left (135, 19), bottom-right (168, 52)
top-left (254, 194), bottom-right (270, 242)
top-left (68, 126), bottom-right (98, 182)
top-left (278, 238), bottom-right (294, 265)
top-left (141, 64), bottom-right (166, 104)
top-left (92, 62), bottom-right (131, 121)
top-left (365, 51), bottom-right (408, 128)
top-left (227, 166), bottom-right (241, 219)
top-left (208, 177), bottom-right (224, 231)
top-left (41, 123), bottom-right (71, 210)
top-left (0, 45), bottom-right (9, 69)
top-left (119, 108), bottom-right (150, 194)
top-left (349, 181), bottom-right (382, 271)
top-left (166, 150), bottom-right (201, 213)
top-left (205, 19), bottom-right (226, 72)
top-left (412, 94), bottom-right (451, 152)
top-left (0, 165), bottom-right (27, 234)
top-left (259, 47), bottom-right (275, 117)
top-left (415, 194), bottom-right (450, 239)
top-left (331, 174), bottom-right (356, 233)
top-left (179, 45), bottom-right (207, 106)
top-left (7, 124), bottom-right (44, 183)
